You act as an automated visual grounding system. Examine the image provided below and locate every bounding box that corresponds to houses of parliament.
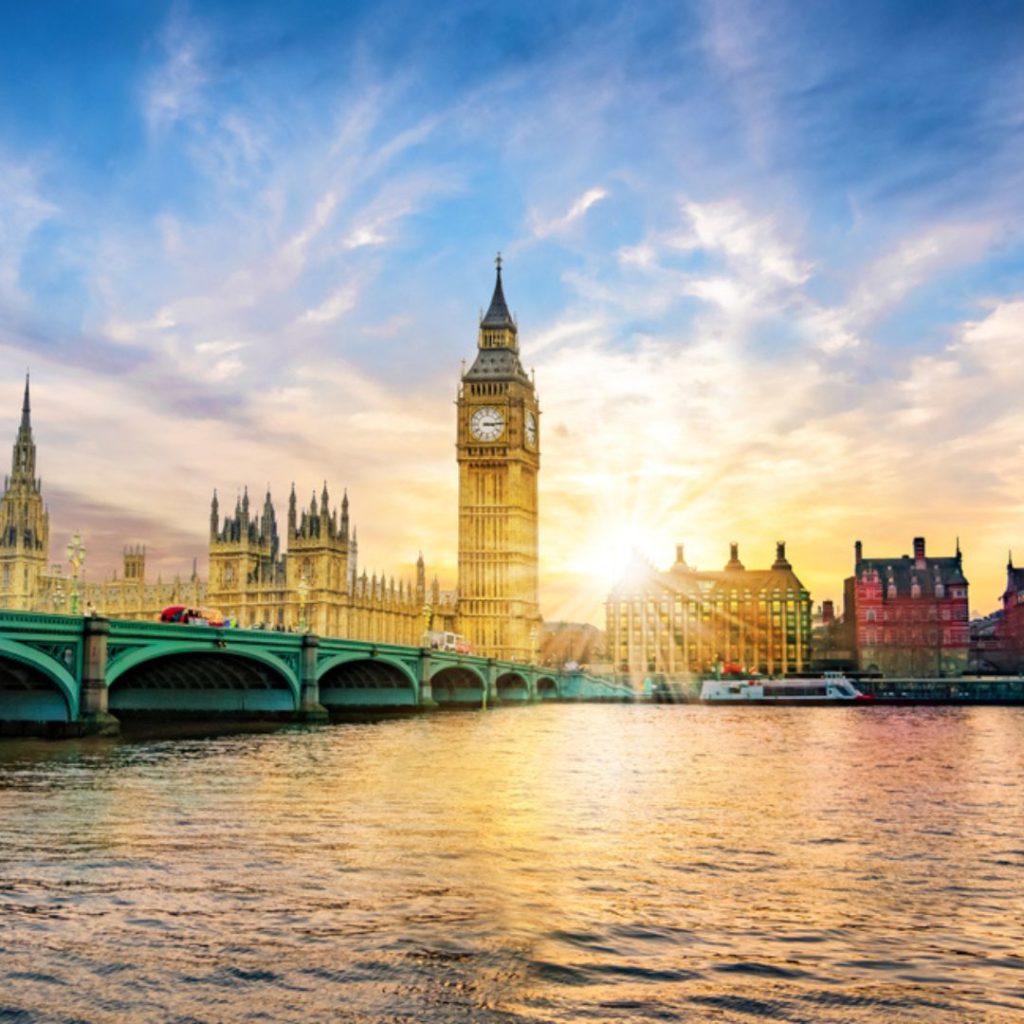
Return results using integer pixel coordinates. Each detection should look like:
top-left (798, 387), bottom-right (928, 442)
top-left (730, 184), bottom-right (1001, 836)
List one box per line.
top-left (0, 262), bottom-right (542, 661)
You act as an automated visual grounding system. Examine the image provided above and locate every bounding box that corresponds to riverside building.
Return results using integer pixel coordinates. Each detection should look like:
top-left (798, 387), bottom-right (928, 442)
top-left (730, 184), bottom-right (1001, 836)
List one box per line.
top-left (205, 483), bottom-right (453, 638)
top-left (843, 537), bottom-right (969, 677)
top-left (606, 542), bottom-right (812, 679)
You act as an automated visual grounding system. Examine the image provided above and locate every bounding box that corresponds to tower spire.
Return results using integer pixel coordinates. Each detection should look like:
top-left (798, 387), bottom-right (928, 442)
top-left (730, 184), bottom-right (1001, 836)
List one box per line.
top-left (11, 373), bottom-right (37, 483)
top-left (480, 253), bottom-right (516, 332)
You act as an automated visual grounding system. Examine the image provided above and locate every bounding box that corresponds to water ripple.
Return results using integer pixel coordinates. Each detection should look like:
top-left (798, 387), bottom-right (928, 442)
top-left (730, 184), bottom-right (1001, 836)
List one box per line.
top-left (1, 705), bottom-right (1023, 1022)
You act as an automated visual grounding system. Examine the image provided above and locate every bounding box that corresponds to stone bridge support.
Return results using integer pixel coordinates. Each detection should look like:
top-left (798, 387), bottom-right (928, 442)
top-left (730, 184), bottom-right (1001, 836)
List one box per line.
top-left (485, 659), bottom-right (497, 709)
top-left (81, 617), bottom-right (119, 736)
top-left (418, 649), bottom-right (437, 709)
top-left (298, 634), bottom-right (329, 722)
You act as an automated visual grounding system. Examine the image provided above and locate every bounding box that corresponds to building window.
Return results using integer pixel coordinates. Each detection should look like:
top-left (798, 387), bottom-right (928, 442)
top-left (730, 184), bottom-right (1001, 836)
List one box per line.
top-left (866, 609), bottom-right (876, 622)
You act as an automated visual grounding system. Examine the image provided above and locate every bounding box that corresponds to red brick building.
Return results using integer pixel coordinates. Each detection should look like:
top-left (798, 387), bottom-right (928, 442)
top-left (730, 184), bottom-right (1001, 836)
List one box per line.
top-left (975, 556), bottom-right (1024, 673)
top-left (844, 536), bottom-right (969, 677)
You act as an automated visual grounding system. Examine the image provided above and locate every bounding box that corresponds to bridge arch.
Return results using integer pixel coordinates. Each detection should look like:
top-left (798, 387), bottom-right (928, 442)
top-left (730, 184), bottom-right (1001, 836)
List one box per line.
top-left (496, 670), bottom-right (530, 703)
top-left (536, 676), bottom-right (560, 700)
top-left (317, 655), bottom-right (419, 708)
top-left (107, 646), bottom-right (300, 715)
top-left (0, 639), bottom-right (78, 722)
top-left (430, 663), bottom-right (487, 706)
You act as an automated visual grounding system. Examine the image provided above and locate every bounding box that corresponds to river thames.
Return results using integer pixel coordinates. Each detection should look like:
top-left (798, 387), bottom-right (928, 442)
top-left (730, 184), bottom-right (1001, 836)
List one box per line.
top-left (2, 704), bottom-right (1023, 1023)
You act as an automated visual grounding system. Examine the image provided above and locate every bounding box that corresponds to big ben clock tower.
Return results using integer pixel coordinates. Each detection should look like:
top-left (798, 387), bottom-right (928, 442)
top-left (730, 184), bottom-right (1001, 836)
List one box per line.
top-left (457, 256), bottom-right (541, 661)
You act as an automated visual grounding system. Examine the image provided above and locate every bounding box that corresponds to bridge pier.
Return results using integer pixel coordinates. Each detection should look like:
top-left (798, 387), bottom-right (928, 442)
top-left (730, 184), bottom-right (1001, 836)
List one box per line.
top-left (418, 649), bottom-right (438, 709)
top-left (296, 634), bottom-right (329, 723)
top-left (485, 659), bottom-right (497, 709)
top-left (78, 616), bottom-right (120, 736)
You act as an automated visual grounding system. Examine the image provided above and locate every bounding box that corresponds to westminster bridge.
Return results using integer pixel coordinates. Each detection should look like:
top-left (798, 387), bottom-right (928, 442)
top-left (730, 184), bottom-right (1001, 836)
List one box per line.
top-left (0, 612), bottom-right (633, 736)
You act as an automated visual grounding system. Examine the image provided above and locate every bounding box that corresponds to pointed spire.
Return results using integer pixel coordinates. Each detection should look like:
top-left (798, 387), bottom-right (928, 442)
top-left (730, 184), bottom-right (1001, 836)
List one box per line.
top-left (481, 253), bottom-right (516, 330)
top-left (21, 373), bottom-right (30, 430)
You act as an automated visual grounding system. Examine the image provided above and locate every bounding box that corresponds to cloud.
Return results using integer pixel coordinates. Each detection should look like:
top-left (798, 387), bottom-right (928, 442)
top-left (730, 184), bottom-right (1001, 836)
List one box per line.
top-left (529, 186), bottom-right (608, 239)
top-left (143, 14), bottom-right (210, 133)
top-left (300, 283), bottom-right (358, 325)
top-left (0, 157), bottom-right (58, 305)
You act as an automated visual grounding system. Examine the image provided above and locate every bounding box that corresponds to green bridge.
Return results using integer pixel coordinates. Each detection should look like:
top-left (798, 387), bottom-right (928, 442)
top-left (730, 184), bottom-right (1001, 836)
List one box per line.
top-left (0, 612), bottom-right (633, 736)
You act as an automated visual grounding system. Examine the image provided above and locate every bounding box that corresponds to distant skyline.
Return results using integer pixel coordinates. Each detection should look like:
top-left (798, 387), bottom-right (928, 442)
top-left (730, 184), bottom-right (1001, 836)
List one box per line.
top-left (2, 1), bottom-right (1024, 621)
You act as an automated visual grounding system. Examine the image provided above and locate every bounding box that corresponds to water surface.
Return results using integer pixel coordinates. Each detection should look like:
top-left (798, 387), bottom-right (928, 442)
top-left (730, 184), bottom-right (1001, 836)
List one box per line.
top-left (2, 705), bottom-right (1023, 1022)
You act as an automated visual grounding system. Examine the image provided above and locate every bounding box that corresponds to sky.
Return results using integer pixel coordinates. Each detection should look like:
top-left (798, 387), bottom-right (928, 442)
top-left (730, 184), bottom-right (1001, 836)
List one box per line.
top-left (2, 0), bottom-right (1024, 623)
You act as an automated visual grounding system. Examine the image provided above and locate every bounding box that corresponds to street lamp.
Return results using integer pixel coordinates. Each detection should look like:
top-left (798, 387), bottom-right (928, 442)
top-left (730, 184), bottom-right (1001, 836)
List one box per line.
top-left (296, 573), bottom-right (310, 633)
top-left (52, 576), bottom-right (65, 613)
top-left (66, 531), bottom-right (85, 615)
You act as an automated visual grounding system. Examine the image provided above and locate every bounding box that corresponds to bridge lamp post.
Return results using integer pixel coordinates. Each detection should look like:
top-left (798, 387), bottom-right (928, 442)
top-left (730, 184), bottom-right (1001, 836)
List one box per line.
top-left (52, 576), bottom-right (66, 613)
top-left (66, 531), bottom-right (85, 616)
top-left (297, 574), bottom-right (311, 633)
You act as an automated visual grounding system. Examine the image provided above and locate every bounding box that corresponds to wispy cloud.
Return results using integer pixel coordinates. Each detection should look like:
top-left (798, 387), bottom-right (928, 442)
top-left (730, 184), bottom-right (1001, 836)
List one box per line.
top-left (529, 187), bottom-right (608, 239)
top-left (143, 13), bottom-right (210, 133)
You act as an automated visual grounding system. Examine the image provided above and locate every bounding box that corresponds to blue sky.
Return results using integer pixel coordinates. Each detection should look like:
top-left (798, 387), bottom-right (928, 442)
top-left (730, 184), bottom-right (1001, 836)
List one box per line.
top-left (2, 0), bottom-right (1023, 619)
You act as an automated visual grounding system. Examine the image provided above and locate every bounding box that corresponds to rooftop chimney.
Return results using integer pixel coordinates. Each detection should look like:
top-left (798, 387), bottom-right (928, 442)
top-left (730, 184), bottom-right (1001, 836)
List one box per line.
top-left (913, 536), bottom-right (926, 569)
top-left (725, 542), bottom-right (745, 571)
top-left (854, 540), bottom-right (863, 564)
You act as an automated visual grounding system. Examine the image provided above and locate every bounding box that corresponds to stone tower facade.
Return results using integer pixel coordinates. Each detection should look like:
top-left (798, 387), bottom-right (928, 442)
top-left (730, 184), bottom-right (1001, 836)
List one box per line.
top-left (0, 377), bottom-right (50, 610)
top-left (456, 258), bottom-right (541, 660)
top-left (207, 482), bottom-right (434, 640)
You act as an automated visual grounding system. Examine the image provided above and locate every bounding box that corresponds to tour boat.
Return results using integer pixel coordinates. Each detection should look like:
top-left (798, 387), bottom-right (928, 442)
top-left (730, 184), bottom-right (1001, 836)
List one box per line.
top-left (700, 670), bottom-right (871, 704)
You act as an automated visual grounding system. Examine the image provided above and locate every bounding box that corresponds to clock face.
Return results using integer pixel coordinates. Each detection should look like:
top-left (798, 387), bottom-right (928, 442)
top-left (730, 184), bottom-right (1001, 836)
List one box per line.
top-left (525, 410), bottom-right (537, 447)
top-left (470, 406), bottom-right (505, 441)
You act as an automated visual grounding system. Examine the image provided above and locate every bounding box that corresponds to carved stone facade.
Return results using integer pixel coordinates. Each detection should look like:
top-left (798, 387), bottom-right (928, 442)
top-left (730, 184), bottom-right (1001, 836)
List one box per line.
top-left (80, 546), bottom-right (206, 621)
top-left (206, 483), bottom-right (452, 640)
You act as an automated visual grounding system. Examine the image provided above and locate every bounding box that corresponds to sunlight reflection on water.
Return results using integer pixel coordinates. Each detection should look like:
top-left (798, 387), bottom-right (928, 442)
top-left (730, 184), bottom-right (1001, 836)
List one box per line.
top-left (2, 705), bottom-right (1024, 1022)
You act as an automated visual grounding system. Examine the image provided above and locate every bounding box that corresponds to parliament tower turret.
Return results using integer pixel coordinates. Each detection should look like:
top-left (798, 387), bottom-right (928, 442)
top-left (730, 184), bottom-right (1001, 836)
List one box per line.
top-left (0, 376), bottom-right (50, 610)
top-left (456, 257), bottom-right (541, 660)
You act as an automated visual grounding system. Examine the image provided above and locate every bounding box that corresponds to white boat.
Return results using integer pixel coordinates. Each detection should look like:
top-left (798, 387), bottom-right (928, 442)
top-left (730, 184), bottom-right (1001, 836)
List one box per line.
top-left (700, 670), bottom-right (871, 703)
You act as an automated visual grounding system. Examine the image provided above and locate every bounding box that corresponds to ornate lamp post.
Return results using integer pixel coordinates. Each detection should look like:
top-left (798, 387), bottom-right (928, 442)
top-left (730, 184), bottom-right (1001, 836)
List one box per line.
top-left (296, 574), bottom-right (310, 633)
top-left (52, 576), bottom-right (66, 613)
top-left (66, 531), bottom-right (85, 615)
